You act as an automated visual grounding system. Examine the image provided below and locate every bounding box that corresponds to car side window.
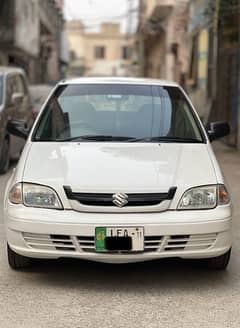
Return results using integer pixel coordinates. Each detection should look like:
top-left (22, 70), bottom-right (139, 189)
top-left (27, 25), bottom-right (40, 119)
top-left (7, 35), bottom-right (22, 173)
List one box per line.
top-left (6, 76), bottom-right (14, 105)
top-left (15, 75), bottom-right (26, 95)
top-left (18, 75), bottom-right (28, 96)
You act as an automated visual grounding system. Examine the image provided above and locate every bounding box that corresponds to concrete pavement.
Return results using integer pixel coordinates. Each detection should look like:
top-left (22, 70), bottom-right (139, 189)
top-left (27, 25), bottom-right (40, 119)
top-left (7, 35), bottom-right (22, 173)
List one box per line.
top-left (0, 142), bottom-right (240, 328)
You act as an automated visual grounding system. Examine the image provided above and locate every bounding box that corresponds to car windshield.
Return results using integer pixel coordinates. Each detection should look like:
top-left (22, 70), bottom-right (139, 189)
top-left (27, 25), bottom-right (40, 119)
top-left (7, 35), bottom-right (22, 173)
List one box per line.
top-left (33, 84), bottom-right (204, 143)
top-left (0, 75), bottom-right (3, 105)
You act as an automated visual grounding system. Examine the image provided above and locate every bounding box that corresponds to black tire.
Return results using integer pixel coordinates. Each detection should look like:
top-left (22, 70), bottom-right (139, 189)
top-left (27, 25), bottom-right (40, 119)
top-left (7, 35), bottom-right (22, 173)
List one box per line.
top-left (0, 137), bottom-right (10, 174)
top-left (205, 248), bottom-right (231, 270)
top-left (7, 244), bottom-right (31, 270)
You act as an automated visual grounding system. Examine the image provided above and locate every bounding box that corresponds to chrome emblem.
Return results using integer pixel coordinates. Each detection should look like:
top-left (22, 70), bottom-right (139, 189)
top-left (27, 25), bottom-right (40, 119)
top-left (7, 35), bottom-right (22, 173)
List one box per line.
top-left (112, 193), bottom-right (129, 208)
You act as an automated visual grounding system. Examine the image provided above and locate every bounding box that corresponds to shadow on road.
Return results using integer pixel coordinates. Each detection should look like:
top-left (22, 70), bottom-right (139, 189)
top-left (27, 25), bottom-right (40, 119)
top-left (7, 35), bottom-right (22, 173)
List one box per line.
top-left (21, 257), bottom-right (231, 292)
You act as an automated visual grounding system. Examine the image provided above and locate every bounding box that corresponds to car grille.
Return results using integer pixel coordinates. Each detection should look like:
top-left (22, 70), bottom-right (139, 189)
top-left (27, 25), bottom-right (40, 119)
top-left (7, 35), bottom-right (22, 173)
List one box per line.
top-left (23, 233), bottom-right (217, 254)
top-left (63, 186), bottom-right (177, 207)
top-left (23, 233), bottom-right (76, 252)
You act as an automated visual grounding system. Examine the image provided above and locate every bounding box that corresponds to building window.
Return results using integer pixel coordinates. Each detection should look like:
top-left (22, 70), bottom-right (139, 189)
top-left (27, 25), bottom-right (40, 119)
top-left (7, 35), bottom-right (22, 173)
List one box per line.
top-left (95, 46), bottom-right (105, 59)
top-left (122, 46), bottom-right (132, 60)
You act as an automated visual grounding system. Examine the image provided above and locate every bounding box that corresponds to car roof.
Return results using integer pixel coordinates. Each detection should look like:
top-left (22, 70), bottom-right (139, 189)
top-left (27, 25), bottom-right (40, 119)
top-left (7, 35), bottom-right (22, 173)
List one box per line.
top-left (0, 66), bottom-right (25, 76)
top-left (60, 77), bottom-right (179, 87)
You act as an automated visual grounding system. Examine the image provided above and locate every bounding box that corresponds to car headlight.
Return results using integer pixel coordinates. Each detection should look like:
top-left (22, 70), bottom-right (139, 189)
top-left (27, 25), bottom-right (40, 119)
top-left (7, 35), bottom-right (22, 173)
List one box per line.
top-left (9, 183), bottom-right (63, 209)
top-left (178, 185), bottom-right (230, 210)
top-left (9, 183), bottom-right (22, 204)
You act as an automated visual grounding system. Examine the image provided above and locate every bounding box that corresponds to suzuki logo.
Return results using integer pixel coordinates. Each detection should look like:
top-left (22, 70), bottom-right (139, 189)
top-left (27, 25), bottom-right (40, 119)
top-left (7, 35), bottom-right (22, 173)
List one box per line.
top-left (112, 193), bottom-right (129, 208)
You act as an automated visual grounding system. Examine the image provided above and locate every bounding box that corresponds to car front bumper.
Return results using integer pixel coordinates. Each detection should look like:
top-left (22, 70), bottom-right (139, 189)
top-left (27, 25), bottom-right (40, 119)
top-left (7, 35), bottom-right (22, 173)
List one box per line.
top-left (5, 204), bottom-right (232, 264)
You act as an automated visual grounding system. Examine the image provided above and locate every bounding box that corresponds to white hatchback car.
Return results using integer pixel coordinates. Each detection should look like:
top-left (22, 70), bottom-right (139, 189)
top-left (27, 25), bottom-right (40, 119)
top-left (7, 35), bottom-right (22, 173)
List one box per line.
top-left (4, 78), bottom-right (232, 270)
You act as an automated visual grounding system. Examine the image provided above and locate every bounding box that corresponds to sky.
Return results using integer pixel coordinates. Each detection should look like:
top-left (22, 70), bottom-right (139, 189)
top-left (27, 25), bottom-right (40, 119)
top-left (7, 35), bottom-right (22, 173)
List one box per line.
top-left (64, 0), bottom-right (139, 33)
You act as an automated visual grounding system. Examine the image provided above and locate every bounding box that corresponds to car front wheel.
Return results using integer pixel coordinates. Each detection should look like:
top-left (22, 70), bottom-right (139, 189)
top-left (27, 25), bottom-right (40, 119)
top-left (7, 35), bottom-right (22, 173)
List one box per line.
top-left (205, 248), bottom-right (231, 270)
top-left (7, 244), bottom-right (31, 270)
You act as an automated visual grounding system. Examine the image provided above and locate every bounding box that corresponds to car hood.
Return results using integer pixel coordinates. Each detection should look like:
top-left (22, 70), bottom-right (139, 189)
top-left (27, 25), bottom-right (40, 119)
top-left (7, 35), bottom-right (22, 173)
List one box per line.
top-left (23, 142), bottom-right (217, 194)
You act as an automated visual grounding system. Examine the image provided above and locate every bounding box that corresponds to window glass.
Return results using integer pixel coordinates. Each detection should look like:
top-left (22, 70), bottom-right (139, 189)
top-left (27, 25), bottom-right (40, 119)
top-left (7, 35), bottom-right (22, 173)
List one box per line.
top-left (34, 84), bottom-right (204, 143)
top-left (95, 46), bottom-right (105, 59)
top-left (15, 75), bottom-right (27, 94)
top-left (5, 74), bottom-right (26, 108)
top-left (122, 46), bottom-right (132, 60)
top-left (6, 76), bottom-right (15, 105)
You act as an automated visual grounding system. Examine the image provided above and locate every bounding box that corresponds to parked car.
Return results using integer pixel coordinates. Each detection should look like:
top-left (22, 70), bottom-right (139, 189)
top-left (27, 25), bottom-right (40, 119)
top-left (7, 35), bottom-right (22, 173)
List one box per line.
top-left (4, 77), bottom-right (232, 270)
top-left (0, 67), bottom-right (33, 174)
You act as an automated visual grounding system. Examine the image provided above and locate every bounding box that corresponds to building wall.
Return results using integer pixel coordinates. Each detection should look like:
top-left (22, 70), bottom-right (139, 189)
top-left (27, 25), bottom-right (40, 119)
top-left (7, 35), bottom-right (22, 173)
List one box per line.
top-left (66, 22), bottom-right (134, 77)
top-left (85, 25), bottom-right (133, 75)
top-left (0, 0), bottom-right (65, 83)
top-left (66, 21), bottom-right (86, 59)
top-left (187, 0), bottom-right (212, 122)
top-left (143, 0), bottom-right (156, 18)
top-left (0, 53), bottom-right (8, 66)
top-left (143, 0), bottom-right (177, 18)
top-left (37, 0), bottom-right (64, 83)
top-left (198, 29), bottom-right (209, 86)
top-left (14, 0), bottom-right (40, 57)
top-left (144, 33), bottom-right (166, 79)
top-left (139, 0), bottom-right (189, 82)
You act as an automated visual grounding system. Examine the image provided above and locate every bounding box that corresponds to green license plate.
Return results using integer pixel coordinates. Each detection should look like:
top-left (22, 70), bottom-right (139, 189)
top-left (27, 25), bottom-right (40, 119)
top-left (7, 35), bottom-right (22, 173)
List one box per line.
top-left (95, 227), bottom-right (144, 252)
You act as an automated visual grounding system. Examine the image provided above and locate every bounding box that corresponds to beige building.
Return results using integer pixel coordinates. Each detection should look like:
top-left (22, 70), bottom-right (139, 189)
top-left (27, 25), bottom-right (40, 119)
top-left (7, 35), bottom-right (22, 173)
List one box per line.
top-left (66, 22), bottom-right (134, 77)
top-left (137, 0), bottom-right (190, 85)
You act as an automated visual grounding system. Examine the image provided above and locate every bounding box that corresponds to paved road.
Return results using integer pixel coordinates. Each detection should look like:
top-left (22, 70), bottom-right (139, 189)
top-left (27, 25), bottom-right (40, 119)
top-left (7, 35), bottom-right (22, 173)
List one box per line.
top-left (0, 143), bottom-right (240, 328)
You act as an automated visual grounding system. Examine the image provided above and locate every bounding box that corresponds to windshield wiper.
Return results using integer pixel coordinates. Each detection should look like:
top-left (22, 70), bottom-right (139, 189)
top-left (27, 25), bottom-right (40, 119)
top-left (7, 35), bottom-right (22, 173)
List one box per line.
top-left (56, 135), bottom-right (137, 142)
top-left (129, 136), bottom-right (203, 143)
top-left (38, 135), bottom-right (203, 143)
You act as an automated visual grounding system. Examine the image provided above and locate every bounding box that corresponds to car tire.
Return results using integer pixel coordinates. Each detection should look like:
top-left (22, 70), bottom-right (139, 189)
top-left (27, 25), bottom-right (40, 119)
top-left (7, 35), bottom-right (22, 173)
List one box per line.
top-left (7, 244), bottom-right (31, 270)
top-left (0, 137), bottom-right (10, 174)
top-left (205, 248), bottom-right (231, 270)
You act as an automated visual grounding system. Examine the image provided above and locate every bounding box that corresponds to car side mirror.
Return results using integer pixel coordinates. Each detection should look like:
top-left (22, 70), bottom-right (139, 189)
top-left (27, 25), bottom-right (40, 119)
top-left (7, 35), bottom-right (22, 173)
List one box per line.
top-left (7, 120), bottom-right (29, 140)
top-left (207, 121), bottom-right (230, 142)
top-left (11, 92), bottom-right (24, 105)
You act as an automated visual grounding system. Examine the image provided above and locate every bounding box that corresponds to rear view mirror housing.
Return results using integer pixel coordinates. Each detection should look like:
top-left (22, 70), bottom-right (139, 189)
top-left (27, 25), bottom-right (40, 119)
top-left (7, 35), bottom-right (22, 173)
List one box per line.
top-left (11, 92), bottom-right (24, 105)
top-left (7, 120), bottom-right (29, 140)
top-left (207, 121), bottom-right (230, 142)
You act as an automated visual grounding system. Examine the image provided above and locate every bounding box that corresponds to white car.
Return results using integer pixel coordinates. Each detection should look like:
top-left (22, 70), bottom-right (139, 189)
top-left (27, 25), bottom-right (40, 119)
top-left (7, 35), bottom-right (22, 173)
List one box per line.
top-left (4, 78), bottom-right (232, 270)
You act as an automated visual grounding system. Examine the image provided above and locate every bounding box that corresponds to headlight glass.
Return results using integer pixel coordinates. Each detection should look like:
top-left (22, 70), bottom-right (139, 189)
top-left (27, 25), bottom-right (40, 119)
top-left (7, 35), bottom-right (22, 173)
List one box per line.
top-left (23, 184), bottom-right (62, 209)
top-left (9, 183), bottom-right (62, 209)
top-left (178, 185), bottom-right (217, 210)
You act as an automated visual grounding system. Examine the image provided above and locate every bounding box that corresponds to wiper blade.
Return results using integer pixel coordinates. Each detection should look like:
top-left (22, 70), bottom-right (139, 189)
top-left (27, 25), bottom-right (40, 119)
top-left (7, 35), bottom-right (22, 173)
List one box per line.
top-left (56, 135), bottom-right (137, 142)
top-left (129, 136), bottom-right (203, 143)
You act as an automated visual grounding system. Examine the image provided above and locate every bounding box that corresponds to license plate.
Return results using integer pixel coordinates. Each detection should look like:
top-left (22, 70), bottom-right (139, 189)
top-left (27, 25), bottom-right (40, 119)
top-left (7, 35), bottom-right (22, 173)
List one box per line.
top-left (95, 227), bottom-right (144, 252)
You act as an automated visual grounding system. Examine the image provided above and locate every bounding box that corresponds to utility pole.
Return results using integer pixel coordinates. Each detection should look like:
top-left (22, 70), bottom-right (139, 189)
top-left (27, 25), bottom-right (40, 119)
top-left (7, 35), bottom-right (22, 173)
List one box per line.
top-left (138, 0), bottom-right (145, 77)
top-left (212, 0), bottom-right (220, 101)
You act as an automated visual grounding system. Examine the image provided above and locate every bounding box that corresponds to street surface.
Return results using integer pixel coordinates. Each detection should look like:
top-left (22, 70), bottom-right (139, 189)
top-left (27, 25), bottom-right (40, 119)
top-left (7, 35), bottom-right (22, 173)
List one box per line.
top-left (0, 142), bottom-right (240, 328)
